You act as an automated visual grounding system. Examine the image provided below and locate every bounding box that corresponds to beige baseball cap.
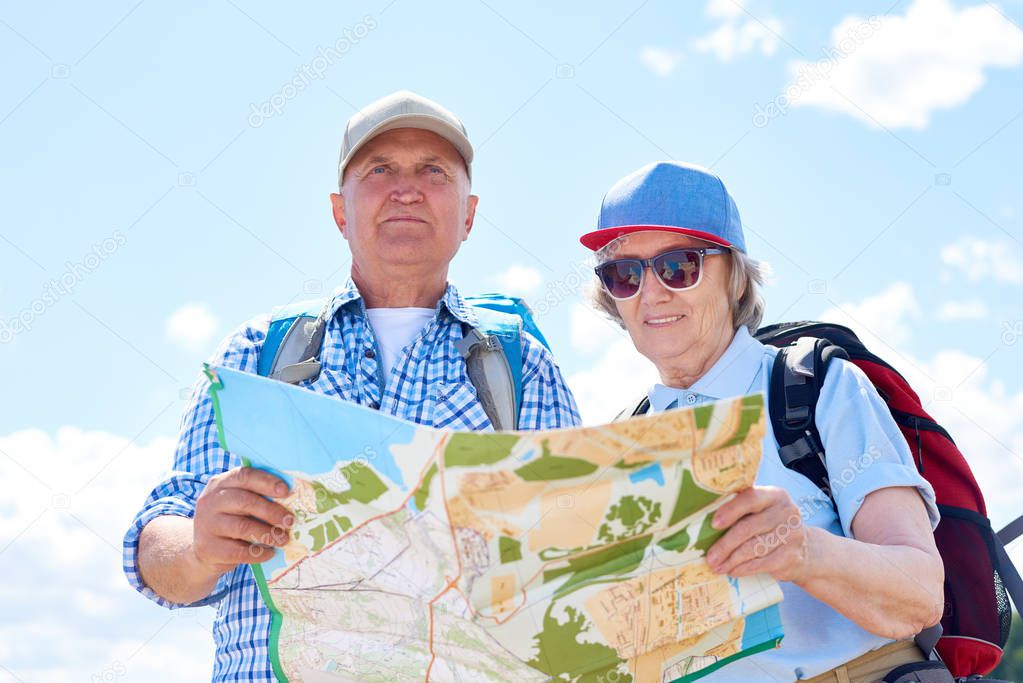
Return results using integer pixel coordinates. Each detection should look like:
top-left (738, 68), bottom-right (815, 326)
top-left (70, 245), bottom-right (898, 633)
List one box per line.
top-left (337, 90), bottom-right (474, 187)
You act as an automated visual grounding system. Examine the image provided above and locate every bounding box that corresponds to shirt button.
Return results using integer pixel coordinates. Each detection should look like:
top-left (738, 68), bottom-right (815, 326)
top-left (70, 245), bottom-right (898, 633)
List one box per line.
top-left (365, 349), bottom-right (375, 359)
top-left (686, 394), bottom-right (697, 405)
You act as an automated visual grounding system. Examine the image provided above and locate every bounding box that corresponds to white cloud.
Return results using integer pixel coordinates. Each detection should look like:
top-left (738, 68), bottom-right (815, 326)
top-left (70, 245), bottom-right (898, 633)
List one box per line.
top-left (940, 237), bottom-right (1023, 284)
top-left (564, 300), bottom-right (656, 424)
top-left (937, 298), bottom-right (990, 321)
top-left (491, 264), bottom-right (543, 297)
top-left (789, 0), bottom-right (1023, 129)
top-left (640, 46), bottom-right (685, 76)
top-left (643, 2), bottom-right (779, 73)
top-left (569, 303), bottom-right (626, 355)
top-left (165, 303), bottom-right (219, 352)
top-left (693, 8), bottom-right (783, 62)
top-left (566, 337), bottom-right (660, 425)
top-left (0, 427), bottom-right (215, 682)
top-left (706, 0), bottom-right (745, 19)
top-left (820, 281), bottom-right (920, 350)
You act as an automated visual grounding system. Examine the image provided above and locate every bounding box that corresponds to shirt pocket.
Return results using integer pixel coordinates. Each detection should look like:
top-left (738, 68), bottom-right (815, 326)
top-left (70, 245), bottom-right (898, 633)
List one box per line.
top-left (429, 381), bottom-right (496, 433)
top-left (298, 366), bottom-right (357, 403)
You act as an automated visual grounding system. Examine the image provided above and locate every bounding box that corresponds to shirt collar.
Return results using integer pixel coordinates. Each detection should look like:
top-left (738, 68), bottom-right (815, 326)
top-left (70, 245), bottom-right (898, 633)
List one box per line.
top-left (647, 326), bottom-right (765, 410)
top-left (326, 277), bottom-right (480, 327)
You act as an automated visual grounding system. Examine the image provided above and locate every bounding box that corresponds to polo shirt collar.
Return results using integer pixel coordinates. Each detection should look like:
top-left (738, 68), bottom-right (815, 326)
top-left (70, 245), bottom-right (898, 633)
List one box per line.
top-left (648, 326), bottom-right (764, 411)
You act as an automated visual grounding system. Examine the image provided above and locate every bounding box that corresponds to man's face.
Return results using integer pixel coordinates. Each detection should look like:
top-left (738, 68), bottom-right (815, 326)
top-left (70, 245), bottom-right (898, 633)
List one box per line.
top-left (331, 128), bottom-right (478, 278)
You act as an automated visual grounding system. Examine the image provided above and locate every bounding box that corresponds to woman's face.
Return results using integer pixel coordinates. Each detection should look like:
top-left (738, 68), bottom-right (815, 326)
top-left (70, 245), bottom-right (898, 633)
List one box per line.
top-left (608, 231), bottom-right (735, 372)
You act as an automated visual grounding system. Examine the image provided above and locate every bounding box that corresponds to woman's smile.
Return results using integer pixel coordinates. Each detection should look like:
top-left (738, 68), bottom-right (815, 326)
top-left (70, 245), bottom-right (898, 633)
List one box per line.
top-left (644, 313), bottom-right (686, 327)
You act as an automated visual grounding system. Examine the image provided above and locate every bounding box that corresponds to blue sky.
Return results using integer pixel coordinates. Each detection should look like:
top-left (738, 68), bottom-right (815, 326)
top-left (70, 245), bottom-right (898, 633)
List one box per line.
top-left (2, 1), bottom-right (1022, 680)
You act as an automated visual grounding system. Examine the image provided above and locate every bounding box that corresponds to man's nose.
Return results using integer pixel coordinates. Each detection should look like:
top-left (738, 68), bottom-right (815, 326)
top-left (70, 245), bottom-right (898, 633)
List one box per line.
top-left (390, 171), bottom-right (424, 203)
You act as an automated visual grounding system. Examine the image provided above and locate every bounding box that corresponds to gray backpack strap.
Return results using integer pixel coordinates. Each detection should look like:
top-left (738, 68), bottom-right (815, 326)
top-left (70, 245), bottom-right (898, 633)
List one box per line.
top-left (880, 660), bottom-right (954, 682)
top-left (267, 302), bottom-right (330, 385)
top-left (914, 623), bottom-right (943, 662)
top-left (998, 514), bottom-right (1023, 546)
top-left (455, 324), bottom-right (518, 431)
top-left (994, 520), bottom-right (1023, 617)
top-left (996, 513), bottom-right (1023, 618)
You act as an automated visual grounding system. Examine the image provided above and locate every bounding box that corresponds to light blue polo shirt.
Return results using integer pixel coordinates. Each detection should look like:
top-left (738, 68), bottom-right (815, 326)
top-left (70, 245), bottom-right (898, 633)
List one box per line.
top-left (647, 326), bottom-right (939, 682)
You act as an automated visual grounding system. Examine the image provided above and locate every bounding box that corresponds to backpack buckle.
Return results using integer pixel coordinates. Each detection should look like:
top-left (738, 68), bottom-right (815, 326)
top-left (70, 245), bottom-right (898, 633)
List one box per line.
top-left (777, 429), bottom-right (824, 468)
top-left (482, 334), bottom-right (502, 352)
top-left (454, 327), bottom-right (501, 356)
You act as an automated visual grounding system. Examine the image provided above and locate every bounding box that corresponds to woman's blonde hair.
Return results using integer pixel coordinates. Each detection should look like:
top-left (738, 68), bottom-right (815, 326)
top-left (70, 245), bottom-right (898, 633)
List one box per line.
top-left (588, 239), bottom-right (770, 333)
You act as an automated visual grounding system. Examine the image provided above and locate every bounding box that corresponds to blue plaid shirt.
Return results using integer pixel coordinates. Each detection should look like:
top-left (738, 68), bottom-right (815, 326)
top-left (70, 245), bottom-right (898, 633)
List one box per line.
top-left (122, 280), bottom-right (580, 681)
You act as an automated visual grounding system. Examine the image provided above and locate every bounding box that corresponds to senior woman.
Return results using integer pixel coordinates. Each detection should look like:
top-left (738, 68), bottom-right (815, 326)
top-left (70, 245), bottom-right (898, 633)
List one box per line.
top-left (581, 162), bottom-right (946, 683)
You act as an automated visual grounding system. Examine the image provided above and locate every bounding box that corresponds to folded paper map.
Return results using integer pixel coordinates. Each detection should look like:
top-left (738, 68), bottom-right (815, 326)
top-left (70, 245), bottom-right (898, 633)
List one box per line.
top-left (205, 365), bottom-right (783, 682)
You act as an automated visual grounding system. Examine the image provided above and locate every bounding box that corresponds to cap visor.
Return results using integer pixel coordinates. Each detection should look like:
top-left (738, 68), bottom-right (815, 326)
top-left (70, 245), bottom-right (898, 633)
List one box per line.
top-left (579, 225), bottom-right (735, 251)
top-left (340, 113), bottom-right (473, 180)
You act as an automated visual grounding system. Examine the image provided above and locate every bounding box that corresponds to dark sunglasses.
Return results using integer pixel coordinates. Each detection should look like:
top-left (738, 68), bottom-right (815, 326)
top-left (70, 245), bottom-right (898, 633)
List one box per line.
top-left (594, 247), bottom-right (730, 301)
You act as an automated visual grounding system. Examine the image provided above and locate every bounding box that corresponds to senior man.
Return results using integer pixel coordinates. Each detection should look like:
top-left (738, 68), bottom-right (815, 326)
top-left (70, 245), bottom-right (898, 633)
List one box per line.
top-left (123, 91), bottom-right (580, 680)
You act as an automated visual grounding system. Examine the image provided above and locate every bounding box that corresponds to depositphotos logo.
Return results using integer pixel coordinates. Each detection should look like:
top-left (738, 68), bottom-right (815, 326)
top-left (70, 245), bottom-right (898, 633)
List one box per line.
top-left (0, 231), bottom-right (127, 344)
top-left (248, 16), bottom-right (378, 128)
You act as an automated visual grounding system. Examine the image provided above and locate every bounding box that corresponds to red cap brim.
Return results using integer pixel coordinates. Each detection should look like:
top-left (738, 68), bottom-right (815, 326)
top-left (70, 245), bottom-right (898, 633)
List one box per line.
top-left (579, 225), bottom-right (735, 251)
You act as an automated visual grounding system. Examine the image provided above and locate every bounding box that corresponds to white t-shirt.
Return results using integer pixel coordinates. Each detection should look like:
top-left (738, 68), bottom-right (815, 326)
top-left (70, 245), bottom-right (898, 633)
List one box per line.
top-left (364, 307), bottom-right (436, 384)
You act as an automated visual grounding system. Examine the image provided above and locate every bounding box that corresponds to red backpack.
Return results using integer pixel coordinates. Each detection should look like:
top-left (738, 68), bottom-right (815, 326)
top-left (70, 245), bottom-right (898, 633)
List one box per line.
top-left (755, 321), bottom-right (1023, 678)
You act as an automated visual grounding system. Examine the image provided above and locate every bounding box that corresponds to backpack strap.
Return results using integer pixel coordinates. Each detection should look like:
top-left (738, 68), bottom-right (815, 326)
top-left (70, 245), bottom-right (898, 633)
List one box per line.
top-left (258, 298), bottom-right (330, 384)
top-left (459, 294), bottom-right (553, 431)
top-left (455, 306), bottom-right (523, 431)
top-left (257, 294), bottom-right (545, 431)
top-left (998, 514), bottom-right (1023, 546)
top-left (616, 395), bottom-right (650, 422)
top-left (996, 515), bottom-right (1023, 616)
top-left (768, 336), bottom-right (849, 497)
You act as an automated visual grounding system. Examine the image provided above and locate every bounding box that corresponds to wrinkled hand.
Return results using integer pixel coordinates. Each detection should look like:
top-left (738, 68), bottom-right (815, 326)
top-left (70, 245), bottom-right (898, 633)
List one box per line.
top-left (705, 486), bottom-right (814, 584)
top-left (192, 466), bottom-right (294, 576)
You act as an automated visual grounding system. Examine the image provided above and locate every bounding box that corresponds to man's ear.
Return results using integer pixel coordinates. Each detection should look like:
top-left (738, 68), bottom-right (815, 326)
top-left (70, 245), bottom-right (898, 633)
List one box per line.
top-left (463, 194), bottom-right (479, 241)
top-left (330, 192), bottom-right (347, 238)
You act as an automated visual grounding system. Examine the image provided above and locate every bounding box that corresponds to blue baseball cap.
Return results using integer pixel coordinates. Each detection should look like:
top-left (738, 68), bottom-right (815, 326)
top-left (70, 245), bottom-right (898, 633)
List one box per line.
top-left (580, 161), bottom-right (747, 253)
